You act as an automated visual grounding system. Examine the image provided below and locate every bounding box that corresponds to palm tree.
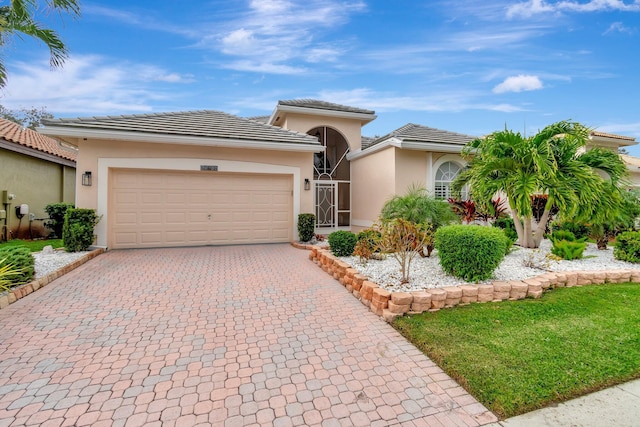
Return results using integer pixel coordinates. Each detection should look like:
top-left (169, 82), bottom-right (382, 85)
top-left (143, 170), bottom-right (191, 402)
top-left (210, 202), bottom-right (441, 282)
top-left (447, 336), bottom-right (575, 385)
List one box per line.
top-left (0, 0), bottom-right (80, 87)
top-left (454, 121), bottom-right (628, 248)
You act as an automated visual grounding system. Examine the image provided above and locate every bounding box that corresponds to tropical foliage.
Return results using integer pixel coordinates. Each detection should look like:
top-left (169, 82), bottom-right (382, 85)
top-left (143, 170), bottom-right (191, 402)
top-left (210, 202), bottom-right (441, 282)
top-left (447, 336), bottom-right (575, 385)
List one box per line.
top-left (374, 218), bottom-right (432, 283)
top-left (0, 0), bottom-right (80, 87)
top-left (453, 121), bottom-right (628, 248)
top-left (380, 185), bottom-right (457, 256)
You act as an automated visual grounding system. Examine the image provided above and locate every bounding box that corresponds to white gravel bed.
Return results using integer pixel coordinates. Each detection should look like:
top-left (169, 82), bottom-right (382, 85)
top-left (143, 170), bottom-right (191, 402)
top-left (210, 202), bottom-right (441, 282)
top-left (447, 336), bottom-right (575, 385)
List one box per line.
top-left (340, 239), bottom-right (640, 293)
top-left (33, 249), bottom-right (90, 279)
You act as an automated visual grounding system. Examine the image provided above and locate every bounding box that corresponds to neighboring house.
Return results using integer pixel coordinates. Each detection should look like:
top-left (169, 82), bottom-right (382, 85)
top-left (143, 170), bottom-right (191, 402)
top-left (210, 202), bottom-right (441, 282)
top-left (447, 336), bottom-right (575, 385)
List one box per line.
top-left (0, 118), bottom-right (77, 240)
top-left (39, 100), bottom-right (639, 249)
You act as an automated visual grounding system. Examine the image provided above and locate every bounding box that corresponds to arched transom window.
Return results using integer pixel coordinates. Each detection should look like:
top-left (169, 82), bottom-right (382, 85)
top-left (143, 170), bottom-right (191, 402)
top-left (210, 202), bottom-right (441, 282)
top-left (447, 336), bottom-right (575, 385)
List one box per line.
top-left (435, 161), bottom-right (467, 200)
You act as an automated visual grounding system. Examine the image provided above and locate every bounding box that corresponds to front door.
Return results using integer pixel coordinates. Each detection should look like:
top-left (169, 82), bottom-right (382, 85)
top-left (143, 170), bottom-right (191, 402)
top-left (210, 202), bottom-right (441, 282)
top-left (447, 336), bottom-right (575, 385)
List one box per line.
top-left (310, 126), bottom-right (351, 232)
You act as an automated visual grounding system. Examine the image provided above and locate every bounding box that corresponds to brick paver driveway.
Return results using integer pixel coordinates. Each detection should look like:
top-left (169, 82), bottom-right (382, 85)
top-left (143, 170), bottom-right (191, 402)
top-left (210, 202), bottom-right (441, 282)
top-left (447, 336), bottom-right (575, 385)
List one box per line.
top-left (0, 244), bottom-right (497, 427)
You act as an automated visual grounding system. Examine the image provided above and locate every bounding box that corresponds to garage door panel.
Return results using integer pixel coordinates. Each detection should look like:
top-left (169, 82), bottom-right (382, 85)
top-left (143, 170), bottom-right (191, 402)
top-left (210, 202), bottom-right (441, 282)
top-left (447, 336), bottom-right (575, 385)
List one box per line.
top-left (110, 169), bottom-right (292, 249)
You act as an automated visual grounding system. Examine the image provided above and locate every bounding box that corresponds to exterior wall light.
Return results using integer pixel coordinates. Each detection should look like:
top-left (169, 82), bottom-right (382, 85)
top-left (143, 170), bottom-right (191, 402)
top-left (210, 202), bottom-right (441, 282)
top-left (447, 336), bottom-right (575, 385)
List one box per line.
top-left (82, 171), bottom-right (92, 186)
top-left (304, 178), bottom-right (311, 191)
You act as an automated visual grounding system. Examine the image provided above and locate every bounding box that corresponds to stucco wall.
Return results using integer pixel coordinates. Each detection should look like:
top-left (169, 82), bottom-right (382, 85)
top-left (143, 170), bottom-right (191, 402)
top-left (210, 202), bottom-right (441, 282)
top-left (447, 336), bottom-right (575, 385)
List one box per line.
top-left (0, 149), bottom-right (76, 239)
top-left (350, 146), bottom-right (396, 231)
top-left (394, 150), bottom-right (428, 194)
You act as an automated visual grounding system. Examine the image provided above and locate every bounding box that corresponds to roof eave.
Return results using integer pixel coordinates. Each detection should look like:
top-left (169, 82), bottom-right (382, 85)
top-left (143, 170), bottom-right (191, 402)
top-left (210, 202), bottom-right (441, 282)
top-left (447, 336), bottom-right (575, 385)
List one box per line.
top-left (269, 104), bottom-right (377, 126)
top-left (589, 134), bottom-right (637, 148)
top-left (39, 126), bottom-right (324, 153)
top-left (348, 138), bottom-right (466, 160)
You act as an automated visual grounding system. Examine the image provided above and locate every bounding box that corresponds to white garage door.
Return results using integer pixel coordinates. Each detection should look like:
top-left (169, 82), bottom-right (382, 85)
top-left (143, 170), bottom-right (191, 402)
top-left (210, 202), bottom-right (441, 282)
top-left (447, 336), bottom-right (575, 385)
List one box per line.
top-left (109, 169), bottom-right (293, 249)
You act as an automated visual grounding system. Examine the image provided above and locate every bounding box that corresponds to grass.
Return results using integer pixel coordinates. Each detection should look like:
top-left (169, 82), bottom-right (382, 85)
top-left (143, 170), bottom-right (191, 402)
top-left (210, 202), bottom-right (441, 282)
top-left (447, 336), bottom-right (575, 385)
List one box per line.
top-left (0, 239), bottom-right (64, 252)
top-left (393, 283), bottom-right (640, 419)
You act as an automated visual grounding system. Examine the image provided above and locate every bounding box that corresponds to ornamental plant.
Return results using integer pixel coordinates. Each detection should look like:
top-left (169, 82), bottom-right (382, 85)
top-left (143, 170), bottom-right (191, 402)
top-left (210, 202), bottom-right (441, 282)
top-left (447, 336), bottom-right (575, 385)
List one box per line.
top-left (0, 260), bottom-right (22, 292)
top-left (353, 228), bottom-right (381, 263)
top-left (297, 213), bottom-right (315, 242)
top-left (614, 231), bottom-right (640, 263)
top-left (374, 218), bottom-right (432, 283)
top-left (328, 230), bottom-right (357, 257)
top-left (549, 230), bottom-right (587, 260)
top-left (44, 203), bottom-right (74, 238)
top-left (435, 225), bottom-right (507, 282)
top-left (0, 247), bottom-right (34, 286)
top-left (63, 208), bottom-right (100, 252)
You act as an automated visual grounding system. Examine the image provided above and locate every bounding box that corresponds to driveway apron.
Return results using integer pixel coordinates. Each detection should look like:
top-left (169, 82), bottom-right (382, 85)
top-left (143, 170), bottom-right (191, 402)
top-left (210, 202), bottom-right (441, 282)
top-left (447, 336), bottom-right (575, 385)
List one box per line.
top-left (0, 244), bottom-right (497, 427)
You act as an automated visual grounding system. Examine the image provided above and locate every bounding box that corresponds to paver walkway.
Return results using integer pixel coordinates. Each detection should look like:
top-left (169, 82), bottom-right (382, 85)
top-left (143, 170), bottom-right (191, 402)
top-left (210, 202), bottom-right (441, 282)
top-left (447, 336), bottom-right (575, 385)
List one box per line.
top-left (0, 244), bottom-right (497, 426)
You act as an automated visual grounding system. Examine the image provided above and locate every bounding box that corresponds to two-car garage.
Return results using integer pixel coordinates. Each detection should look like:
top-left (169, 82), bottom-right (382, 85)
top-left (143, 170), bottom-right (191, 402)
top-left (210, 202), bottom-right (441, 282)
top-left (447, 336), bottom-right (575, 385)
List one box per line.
top-left (109, 169), bottom-right (293, 249)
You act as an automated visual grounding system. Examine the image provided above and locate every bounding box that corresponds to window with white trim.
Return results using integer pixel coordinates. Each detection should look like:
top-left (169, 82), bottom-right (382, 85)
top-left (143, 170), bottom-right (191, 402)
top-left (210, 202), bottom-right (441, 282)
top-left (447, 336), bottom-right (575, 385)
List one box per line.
top-left (435, 161), bottom-right (467, 200)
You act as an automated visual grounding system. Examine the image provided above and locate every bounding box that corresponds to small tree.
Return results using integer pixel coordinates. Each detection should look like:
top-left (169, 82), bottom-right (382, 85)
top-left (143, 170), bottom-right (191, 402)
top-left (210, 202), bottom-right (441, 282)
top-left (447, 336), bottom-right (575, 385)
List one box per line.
top-left (374, 218), bottom-right (431, 283)
top-left (454, 121), bottom-right (628, 248)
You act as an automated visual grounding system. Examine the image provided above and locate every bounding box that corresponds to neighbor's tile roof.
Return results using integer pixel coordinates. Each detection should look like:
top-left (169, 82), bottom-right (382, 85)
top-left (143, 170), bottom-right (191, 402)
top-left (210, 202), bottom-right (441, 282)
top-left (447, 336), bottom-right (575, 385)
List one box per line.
top-left (367, 123), bottom-right (476, 149)
top-left (42, 110), bottom-right (321, 146)
top-left (278, 99), bottom-right (375, 115)
top-left (591, 131), bottom-right (636, 141)
top-left (0, 118), bottom-right (77, 161)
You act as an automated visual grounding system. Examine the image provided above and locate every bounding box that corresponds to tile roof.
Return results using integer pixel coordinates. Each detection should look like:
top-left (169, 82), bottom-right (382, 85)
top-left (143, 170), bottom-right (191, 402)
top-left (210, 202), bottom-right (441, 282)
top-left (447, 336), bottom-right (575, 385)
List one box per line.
top-left (591, 131), bottom-right (636, 141)
top-left (361, 136), bottom-right (375, 149)
top-left (367, 123), bottom-right (476, 148)
top-left (277, 99), bottom-right (375, 115)
top-left (0, 118), bottom-right (77, 161)
top-left (42, 110), bottom-right (321, 146)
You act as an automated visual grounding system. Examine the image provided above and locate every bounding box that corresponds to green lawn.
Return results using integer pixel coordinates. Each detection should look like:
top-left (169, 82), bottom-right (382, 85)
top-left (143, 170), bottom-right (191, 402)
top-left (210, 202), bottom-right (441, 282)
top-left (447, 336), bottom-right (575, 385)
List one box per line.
top-left (393, 283), bottom-right (640, 419)
top-left (0, 239), bottom-right (64, 252)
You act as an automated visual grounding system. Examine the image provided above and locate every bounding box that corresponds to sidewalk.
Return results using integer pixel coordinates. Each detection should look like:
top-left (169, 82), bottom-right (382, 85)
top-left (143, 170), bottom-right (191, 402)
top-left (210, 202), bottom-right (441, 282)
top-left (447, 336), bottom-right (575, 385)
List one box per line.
top-left (486, 378), bottom-right (640, 427)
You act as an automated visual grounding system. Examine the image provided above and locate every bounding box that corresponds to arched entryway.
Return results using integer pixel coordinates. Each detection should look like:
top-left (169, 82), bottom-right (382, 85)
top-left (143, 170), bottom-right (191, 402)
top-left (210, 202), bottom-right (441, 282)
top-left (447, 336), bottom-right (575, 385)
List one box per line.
top-left (310, 126), bottom-right (351, 230)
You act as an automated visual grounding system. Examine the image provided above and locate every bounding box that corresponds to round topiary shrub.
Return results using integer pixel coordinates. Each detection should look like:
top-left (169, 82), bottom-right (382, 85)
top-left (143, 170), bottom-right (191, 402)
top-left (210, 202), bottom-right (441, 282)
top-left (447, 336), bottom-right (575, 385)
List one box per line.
top-left (328, 230), bottom-right (357, 257)
top-left (614, 231), bottom-right (640, 263)
top-left (297, 213), bottom-right (315, 242)
top-left (435, 225), bottom-right (507, 282)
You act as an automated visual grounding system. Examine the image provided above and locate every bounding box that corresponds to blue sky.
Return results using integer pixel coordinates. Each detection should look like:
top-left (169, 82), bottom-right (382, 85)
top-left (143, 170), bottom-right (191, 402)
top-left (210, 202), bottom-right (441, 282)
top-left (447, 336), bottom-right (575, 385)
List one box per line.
top-left (2, 0), bottom-right (640, 153)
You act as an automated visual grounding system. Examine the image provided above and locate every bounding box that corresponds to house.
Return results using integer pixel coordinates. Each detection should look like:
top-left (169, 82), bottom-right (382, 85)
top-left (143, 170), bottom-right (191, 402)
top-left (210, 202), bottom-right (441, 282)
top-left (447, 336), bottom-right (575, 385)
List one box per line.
top-left (39, 100), bottom-right (638, 249)
top-left (0, 118), bottom-right (77, 240)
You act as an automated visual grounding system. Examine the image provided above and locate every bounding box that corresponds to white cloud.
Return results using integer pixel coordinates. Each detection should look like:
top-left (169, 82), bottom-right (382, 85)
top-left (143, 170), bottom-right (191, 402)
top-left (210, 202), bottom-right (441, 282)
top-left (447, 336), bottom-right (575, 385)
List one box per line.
top-left (211, 0), bottom-right (366, 74)
top-left (508, 0), bottom-right (640, 18)
top-left (1, 55), bottom-right (193, 114)
top-left (603, 21), bottom-right (637, 34)
top-left (493, 75), bottom-right (544, 93)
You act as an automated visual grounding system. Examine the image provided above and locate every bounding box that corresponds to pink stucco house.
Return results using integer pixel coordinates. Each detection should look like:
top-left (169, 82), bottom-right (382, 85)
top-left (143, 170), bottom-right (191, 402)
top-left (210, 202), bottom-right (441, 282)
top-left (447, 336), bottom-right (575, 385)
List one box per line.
top-left (39, 100), bottom-right (638, 249)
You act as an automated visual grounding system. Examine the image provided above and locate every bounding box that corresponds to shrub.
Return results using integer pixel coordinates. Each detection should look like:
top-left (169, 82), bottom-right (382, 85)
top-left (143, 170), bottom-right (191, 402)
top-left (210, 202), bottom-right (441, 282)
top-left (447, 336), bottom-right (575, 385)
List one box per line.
top-left (63, 208), bottom-right (100, 252)
top-left (44, 203), bottom-right (74, 238)
top-left (0, 247), bottom-right (34, 286)
top-left (614, 231), bottom-right (640, 263)
top-left (435, 225), bottom-right (507, 282)
top-left (550, 240), bottom-right (587, 260)
top-left (328, 230), bottom-right (357, 257)
top-left (0, 260), bottom-right (22, 292)
top-left (297, 213), bottom-right (315, 242)
top-left (353, 228), bottom-right (381, 262)
top-left (375, 219), bottom-right (432, 283)
top-left (549, 230), bottom-right (587, 260)
top-left (552, 221), bottom-right (589, 240)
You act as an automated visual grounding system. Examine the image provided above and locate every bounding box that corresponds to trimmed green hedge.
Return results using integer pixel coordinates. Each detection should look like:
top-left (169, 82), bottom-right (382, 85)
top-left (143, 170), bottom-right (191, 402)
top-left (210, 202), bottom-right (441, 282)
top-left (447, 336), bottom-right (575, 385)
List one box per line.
top-left (63, 208), bottom-right (100, 252)
top-left (328, 230), bottom-right (357, 257)
top-left (297, 213), bottom-right (315, 242)
top-left (435, 225), bottom-right (507, 282)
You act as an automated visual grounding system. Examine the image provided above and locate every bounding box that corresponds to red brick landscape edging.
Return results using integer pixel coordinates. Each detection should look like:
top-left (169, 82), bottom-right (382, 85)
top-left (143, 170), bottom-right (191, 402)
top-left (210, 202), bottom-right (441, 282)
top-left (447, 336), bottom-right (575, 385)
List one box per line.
top-left (300, 244), bottom-right (640, 323)
top-left (0, 248), bottom-right (105, 311)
